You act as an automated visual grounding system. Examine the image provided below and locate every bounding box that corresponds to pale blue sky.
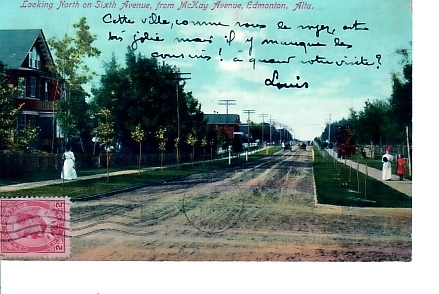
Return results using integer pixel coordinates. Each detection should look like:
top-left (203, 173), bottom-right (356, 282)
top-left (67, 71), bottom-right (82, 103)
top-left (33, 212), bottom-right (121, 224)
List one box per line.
top-left (1, 0), bottom-right (412, 140)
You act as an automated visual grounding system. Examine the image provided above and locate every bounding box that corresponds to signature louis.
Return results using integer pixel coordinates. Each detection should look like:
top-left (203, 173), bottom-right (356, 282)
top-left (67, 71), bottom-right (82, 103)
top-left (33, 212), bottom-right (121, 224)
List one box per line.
top-left (264, 70), bottom-right (309, 90)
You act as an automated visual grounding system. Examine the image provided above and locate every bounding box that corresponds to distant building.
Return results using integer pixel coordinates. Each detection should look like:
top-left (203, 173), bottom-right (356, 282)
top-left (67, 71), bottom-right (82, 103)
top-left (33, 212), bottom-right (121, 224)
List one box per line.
top-left (0, 29), bottom-right (61, 151)
top-left (204, 114), bottom-right (241, 140)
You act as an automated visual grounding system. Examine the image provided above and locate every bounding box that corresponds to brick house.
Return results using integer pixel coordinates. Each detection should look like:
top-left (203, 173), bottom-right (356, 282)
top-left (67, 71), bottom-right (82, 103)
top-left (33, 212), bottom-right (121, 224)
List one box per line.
top-left (204, 114), bottom-right (241, 140)
top-left (0, 29), bottom-right (61, 151)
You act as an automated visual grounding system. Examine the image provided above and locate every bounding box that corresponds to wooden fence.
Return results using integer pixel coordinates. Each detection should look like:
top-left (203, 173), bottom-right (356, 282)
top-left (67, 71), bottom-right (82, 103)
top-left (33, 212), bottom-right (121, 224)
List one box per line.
top-left (0, 152), bottom-right (191, 176)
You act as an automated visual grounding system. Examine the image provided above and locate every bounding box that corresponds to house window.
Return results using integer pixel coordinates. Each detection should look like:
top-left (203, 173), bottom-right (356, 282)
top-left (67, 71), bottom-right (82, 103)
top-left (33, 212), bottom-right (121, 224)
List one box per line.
top-left (28, 47), bottom-right (41, 69)
top-left (44, 81), bottom-right (49, 101)
top-left (30, 77), bottom-right (36, 97)
top-left (17, 77), bottom-right (25, 97)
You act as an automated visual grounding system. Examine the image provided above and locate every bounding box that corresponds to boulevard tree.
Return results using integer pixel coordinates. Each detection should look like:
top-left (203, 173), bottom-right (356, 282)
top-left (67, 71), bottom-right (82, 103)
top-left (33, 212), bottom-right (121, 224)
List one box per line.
top-left (186, 130), bottom-right (197, 166)
top-left (94, 108), bottom-right (115, 182)
top-left (334, 125), bottom-right (356, 158)
top-left (131, 124), bottom-right (145, 174)
top-left (47, 17), bottom-right (101, 152)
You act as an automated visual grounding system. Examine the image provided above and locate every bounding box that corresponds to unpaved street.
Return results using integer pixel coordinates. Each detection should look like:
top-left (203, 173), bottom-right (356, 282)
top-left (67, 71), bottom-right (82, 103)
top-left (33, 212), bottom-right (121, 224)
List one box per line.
top-left (70, 147), bottom-right (411, 261)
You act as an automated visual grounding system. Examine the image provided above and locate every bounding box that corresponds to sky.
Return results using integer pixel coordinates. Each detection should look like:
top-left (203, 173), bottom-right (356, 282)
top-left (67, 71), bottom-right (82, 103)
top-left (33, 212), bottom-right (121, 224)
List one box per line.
top-left (0, 0), bottom-right (412, 141)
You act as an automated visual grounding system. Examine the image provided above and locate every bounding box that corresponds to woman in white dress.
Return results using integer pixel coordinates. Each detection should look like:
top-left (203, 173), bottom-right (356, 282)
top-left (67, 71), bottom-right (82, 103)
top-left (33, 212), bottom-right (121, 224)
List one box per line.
top-left (381, 151), bottom-right (393, 181)
top-left (61, 148), bottom-right (77, 180)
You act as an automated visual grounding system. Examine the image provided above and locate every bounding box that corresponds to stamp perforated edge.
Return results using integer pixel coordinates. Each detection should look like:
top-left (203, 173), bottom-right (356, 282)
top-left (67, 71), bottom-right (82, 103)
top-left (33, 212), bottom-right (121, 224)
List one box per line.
top-left (0, 196), bottom-right (71, 259)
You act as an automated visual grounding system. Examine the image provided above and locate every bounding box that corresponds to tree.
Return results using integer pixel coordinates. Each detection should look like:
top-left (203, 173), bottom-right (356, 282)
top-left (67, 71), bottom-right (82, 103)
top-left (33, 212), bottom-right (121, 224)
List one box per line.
top-left (389, 47), bottom-right (412, 142)
top-left (131, 124), bottom-right (145, 174)
top-left (186, 131), bottom-right (197, 166)
top-left (15, 124), bottom-right (39, 152)
top-left (94, 108), bottom-right (114, 182)
top-left (156, 127), bottom-right (167, 170)
top-left (201, 136), bottom-right (208, 164)
top-left (48, 17), bottom-right (101, 151)
top-left (335, 125), bottom-right (356, 158)
top-left (0, 61), bottom-right (22, 150)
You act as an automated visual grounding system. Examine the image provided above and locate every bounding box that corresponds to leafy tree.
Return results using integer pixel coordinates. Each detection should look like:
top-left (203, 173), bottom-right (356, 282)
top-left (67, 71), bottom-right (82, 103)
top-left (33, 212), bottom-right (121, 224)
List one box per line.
top-left (48, 17), bottom-right (101, 151)
top-left (156, 127), bottom-right (167, 170)
top-left (335, 125), bottom-right (356, 158)
top-left (131, 124), bottom-right (145, 174)
top-left (389, 47), bottom-right (412, 142)
top-left (186, 131), bottom-right (197, 166)
top-left (94, 108), bottom-right (114, 182)
top-left (15, 124), bottom-right (39, 152)
top-left (0, 61), bottom-right (22, 150)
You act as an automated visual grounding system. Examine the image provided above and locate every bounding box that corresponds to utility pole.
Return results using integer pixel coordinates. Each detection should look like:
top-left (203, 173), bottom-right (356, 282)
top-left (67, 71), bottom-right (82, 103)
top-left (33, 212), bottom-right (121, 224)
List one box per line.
top-left (279, 123), bottom-right (282, 146)
top-left (258, 113), bottom-right (268, 150)
top-left (328, 113), bottom-right (331, 144)
top-left (167, 71), bottom-right (191, 168)
top-left (243, 109), bottom-right (255, 161)
top-left (219, 99), bottom-right (236, 164)
top-left (269, 115), bottom-right (273, 147)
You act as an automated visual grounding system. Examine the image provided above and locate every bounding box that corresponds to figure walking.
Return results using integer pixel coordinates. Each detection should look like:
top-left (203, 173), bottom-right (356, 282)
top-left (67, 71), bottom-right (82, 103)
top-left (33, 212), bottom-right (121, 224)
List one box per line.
top-left (61, 147), bottom-right (77, 180)
top-left (382, 148), bottom-right (393, 181)
top-left (396, 154), bottom-right (406, 181)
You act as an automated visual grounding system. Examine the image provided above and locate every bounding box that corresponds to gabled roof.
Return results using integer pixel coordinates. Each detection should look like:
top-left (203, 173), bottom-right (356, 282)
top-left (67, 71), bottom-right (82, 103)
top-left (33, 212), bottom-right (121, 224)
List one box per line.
top-left (0, 29), bottom-right (53, 69)
top-left (204, 114), bottom-right (241, 125)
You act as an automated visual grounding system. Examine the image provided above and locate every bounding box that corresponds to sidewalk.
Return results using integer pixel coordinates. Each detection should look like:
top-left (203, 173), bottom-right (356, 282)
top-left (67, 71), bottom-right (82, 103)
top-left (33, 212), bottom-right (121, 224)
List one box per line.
top-left (325, 149), bottom-right (412, 197)
top-left (0, 168), bottom-right (153, 193)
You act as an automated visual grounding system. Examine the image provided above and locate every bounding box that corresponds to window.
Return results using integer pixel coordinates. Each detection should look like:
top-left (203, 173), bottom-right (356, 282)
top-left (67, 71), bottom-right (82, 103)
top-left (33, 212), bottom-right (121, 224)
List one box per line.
top-left (17, 77), bottom-right (25, 97)
top-left (44, 81), bottom-right (49, 101)
top-left (30, 77), bottom-right (36, 97)
top-left (28, 47), bottom-right (40, 69)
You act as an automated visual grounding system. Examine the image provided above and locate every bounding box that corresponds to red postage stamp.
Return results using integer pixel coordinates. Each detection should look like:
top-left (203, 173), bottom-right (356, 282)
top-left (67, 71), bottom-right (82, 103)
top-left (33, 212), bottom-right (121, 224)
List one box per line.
top-left (1, 198), bottom-right (70, 258)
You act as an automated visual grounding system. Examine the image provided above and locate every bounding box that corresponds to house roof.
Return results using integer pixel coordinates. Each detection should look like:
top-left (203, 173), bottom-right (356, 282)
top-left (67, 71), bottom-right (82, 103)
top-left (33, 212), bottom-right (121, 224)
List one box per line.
top-left (0, 29), bottom-right (53, 69)
top-left (204, 114), bottom-right (241, 125)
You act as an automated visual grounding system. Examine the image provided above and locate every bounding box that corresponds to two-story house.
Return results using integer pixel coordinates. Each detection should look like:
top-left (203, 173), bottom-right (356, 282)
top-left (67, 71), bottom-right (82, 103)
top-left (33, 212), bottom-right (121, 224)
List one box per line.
top-left (0, 29), bottom-right (61, 151)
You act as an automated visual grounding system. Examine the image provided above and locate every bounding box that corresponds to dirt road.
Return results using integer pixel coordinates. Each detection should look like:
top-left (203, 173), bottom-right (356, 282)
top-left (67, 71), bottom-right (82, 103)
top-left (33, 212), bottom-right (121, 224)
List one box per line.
top-left (71, 147), bottom-right (411, 261)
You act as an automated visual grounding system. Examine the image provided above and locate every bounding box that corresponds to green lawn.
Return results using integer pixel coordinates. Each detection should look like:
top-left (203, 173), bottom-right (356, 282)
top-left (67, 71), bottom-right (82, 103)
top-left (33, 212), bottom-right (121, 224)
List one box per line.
top-left (313, 147), bottom-right (411, 208)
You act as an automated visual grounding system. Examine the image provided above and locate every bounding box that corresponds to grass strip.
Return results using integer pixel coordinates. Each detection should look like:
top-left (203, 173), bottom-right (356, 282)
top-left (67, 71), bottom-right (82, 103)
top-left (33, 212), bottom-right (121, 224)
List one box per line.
top-left (0, 147), bottom-right (282, 201)
top-left (313, 147), bottom-right (411, 208)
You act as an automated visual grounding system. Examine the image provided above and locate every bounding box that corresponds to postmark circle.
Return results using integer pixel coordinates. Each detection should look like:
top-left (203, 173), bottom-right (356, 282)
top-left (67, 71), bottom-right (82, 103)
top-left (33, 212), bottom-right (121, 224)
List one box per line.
top-left (182, 186), bottom-right (244, 233)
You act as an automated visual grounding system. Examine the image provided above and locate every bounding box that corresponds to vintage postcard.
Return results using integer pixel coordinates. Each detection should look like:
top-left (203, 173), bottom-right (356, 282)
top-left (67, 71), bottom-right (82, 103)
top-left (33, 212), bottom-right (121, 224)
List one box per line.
top-left (0, 0), bottom-right (417, 292)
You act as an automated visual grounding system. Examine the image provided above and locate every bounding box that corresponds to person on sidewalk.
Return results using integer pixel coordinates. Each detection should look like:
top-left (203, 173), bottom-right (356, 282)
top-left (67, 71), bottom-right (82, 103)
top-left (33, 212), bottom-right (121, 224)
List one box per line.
top-left (396, 154), bottom-right (406, 181)
top-left (61, 147), bottom-right (77, 180)
top-left (382, 149), bottom-right (393, 181)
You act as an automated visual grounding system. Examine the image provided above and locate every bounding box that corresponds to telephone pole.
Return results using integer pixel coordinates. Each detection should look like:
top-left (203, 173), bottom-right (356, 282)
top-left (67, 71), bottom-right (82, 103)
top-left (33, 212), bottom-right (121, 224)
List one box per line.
top-left (243, 109), bottom-right (255, 161)
top-left (258, 113), bottom-right (268, 149)
top-left (167, 72), bottom-right (191, 168)
top-left (219, 99), bottom-right (236, 164)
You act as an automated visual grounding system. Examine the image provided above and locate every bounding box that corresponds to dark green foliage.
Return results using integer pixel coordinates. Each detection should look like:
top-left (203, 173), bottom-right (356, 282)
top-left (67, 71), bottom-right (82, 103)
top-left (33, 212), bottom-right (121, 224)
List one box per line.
top-left (322, 46), bottom-right (412, 147)
top-left (91, 49), bottom-right (205, 153)
top-left (0, 61), bottom-right (21, 150)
